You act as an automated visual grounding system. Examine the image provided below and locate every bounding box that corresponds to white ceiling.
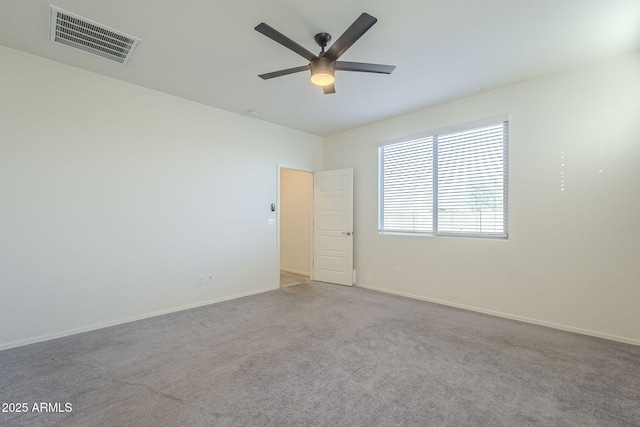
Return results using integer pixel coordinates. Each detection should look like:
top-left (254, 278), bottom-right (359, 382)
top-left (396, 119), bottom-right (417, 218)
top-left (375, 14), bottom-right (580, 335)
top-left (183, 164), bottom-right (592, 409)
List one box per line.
top-left (2, 0), bottom-right (640, 136)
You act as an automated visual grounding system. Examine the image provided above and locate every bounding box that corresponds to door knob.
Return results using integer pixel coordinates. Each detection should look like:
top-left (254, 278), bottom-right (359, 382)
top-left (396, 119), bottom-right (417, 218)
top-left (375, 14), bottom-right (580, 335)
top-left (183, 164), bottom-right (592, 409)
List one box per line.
top-left (342, 231), bottom-right (352, 236)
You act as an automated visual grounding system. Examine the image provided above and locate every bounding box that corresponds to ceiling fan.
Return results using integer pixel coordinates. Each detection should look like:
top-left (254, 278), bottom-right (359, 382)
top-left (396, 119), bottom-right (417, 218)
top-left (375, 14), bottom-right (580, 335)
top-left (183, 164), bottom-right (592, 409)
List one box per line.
top-left (255, 13), bottom-right (395, 94)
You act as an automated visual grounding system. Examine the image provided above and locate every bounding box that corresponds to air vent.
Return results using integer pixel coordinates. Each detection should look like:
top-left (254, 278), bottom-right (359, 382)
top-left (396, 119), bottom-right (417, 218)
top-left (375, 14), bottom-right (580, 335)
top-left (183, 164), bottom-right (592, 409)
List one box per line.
top-left (49, 6), bottom-right (140, 65)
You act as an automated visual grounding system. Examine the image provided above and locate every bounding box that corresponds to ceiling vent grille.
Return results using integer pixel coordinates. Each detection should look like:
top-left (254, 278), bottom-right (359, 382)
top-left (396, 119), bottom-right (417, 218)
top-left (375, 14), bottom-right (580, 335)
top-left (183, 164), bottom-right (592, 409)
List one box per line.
top-left (49, 6), bottom-right (140, 65)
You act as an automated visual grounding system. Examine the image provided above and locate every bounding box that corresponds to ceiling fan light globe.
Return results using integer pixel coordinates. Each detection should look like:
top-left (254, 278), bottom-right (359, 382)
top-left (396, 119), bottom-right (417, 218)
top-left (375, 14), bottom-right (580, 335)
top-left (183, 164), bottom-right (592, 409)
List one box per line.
top-left (311, 72), bottom-right (335, 86)
top-left (310, 56), bottom-right (335, 87)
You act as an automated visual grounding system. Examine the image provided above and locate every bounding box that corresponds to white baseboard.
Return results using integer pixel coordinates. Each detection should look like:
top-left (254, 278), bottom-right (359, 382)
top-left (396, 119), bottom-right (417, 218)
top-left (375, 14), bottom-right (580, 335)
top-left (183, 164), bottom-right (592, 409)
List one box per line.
top-left (0, 286), bottom-right (278, 352)
top-left (356, 283), bottom-right (640, 347)
top-left (5, 283), bottom-right (637, 351)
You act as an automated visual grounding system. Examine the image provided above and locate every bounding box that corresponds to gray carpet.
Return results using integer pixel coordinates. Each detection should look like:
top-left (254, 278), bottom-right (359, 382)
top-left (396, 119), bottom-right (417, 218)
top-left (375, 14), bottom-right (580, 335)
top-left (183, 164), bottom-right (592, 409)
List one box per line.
top-left (1, 282), bottom-right (639, 427)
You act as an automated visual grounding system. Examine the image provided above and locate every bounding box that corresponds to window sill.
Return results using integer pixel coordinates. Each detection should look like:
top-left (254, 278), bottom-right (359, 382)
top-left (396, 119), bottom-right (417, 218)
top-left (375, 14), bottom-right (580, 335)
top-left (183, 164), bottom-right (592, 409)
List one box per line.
top-left (378, 231), bottom-right (508, 240)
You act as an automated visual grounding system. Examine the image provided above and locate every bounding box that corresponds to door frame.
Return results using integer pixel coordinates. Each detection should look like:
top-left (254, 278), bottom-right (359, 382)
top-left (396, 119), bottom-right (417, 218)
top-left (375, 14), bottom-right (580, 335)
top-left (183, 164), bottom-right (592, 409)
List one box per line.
top-left (276, 164), bottom-right (314, 287)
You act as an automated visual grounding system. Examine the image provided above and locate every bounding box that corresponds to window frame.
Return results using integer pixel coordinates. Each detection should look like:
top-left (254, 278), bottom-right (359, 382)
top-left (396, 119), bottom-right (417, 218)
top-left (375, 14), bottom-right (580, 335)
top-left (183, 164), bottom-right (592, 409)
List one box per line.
top-left (378, 115), bottom-right (509, 239)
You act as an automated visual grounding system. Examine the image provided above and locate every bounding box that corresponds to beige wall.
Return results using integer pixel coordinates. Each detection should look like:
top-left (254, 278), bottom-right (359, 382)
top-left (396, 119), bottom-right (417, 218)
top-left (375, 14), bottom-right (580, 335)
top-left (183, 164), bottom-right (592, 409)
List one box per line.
top-left (0, 47), bottom-right (324, 349)
top-left (324, 50), bottom-right (640, 344)
top-left (2, 44), bottom-right (639, 349)
top-left (280, 169), bottom-right (313, 276)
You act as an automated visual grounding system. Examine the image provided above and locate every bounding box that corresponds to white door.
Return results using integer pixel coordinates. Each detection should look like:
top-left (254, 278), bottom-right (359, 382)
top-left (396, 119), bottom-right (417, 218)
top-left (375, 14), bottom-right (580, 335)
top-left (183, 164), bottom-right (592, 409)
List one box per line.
top-left (313, 169), bottom-right (354, 286)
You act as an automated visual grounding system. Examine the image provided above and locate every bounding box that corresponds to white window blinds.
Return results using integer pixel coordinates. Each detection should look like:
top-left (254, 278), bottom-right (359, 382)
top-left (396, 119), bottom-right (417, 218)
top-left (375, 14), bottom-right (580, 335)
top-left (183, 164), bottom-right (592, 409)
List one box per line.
top-left (379, 137), bottom-right (433, 232)
top-left (378, 118), bottom-right (508, 238)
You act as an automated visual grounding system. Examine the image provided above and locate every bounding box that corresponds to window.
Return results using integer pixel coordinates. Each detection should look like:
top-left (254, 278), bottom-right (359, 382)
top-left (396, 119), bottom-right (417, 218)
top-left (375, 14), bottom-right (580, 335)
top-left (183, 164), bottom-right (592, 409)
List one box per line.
top-left (378, 117), bottom-right (508, 238)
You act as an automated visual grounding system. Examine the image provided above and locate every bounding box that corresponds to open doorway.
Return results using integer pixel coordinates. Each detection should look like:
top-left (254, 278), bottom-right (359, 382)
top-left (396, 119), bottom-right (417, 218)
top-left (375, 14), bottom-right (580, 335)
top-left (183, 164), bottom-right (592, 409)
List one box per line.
top-left (279, 168), bottom-right (313, 287)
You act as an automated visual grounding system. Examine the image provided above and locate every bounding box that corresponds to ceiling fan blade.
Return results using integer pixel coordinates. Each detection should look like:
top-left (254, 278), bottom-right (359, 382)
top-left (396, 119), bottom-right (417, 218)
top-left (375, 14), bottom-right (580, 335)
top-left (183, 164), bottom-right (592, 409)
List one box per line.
top-left (259, 65), bottom-right (310, 80)
top-left (323, 84), bottom-right (336, 94)
top-left (324, 13), bottom-right (377, 61)
top-left (255, 23), bottom-right (317, 62)
top-left (335, 61), bottom-right (395, 74)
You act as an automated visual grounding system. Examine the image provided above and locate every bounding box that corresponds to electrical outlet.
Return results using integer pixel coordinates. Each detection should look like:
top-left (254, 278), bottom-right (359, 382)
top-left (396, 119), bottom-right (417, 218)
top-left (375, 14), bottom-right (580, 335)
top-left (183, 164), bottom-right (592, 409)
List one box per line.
top-left (197, 275), bottom-right (205, 286)
top-left (393, 267), bottom-right (400, 277)
top-left (207, 274), bottom-right (214, 284)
